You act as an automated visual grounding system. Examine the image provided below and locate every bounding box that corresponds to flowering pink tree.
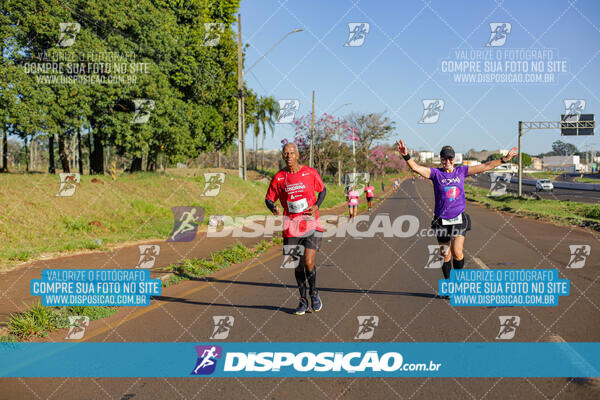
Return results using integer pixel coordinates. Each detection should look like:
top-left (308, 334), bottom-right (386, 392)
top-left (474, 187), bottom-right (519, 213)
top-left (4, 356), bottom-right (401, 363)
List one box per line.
top-left (369, 145), bottom-right (406, 176)
top-left (284, 113), bottom-right (356, 176)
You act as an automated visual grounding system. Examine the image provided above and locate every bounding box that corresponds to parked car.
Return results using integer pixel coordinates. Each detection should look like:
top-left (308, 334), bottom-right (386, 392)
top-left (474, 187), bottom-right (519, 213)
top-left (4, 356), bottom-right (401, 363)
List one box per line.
top-left (536, 179), bottom-right (554, 192)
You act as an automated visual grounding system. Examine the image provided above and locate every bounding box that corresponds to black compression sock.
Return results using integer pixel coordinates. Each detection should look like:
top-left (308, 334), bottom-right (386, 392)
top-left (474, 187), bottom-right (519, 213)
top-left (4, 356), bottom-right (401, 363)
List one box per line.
top-left (442, 261), bottom-right (452, 279)
top-left (295, 268), bottom-right (307, 299)
top-left (453, 258), bottom-right (465, 270)
top-left (307, 267), bottom-right (317, 295)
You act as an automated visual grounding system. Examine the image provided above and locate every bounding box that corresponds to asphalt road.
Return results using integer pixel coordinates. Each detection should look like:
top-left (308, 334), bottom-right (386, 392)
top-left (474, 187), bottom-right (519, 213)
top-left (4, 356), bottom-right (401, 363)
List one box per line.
top-left (468, 173), bottom-right (600, 203)
top-left (3, 178), bottom-right (599, 399)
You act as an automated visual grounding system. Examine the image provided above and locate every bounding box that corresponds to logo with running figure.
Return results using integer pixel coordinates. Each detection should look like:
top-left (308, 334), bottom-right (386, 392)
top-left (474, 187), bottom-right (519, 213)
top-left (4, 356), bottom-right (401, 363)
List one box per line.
top-left (201, 173), bottom-right (226, 196)
top-left (57, 22), bottom-right (80, 47)
top-left (444, 186), bottom-right (460, 202)
top-left (191, 345), bottom-right (222, 375)
top-left (56, 173), bottom-right (80, 197)
top-left (562, 99), bottom-right (586, 122)
top-left (65, 316), bottom-right (90, 340)
top-left (354, 316), bottom-right (379, 340)
top-left (419, 99), bottom-right (444, 124)
top-left (210, 316), bottom-right (234, 340)
top-left (344, 23), bottom-right (370, 47)
top-left (168, 206), bottom-right (204, 242)
top-left (282, 244), bottom-right (305, 269)
top-left (136, 245), bottom-right (160, 268)
top-left (345, 172), bottom-right (370, 192)
top-left (131, 99), bottom-right (155, 124)
top-left (566, 245), bottom-right (590, 269)
top-left (276, 99), bottom-right (300, 124)
top-left (485, 23), bottom-right (512, 47)
top-left (488, 173), bottom-right (512, 197)
top-left (496, 316), bottom-right (520, 340)
top-left (425, 245), bottom-right (449, 269)
top-left (202, 23), bottom-right (225, 46)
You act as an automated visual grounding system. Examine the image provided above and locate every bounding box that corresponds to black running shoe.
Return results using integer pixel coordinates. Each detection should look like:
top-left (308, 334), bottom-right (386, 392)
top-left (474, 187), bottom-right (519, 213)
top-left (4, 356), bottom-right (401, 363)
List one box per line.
top-left (310, 291), bottom-right (323, 312)
top-left (295, 298), bottom-right (309, 315)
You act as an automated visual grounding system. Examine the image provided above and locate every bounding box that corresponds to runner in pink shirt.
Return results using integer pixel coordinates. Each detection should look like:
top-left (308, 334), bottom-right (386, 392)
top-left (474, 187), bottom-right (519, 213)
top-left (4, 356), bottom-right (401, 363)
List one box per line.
top-left (364, 182), bottom-right (375, 211)
top-left (347, 186), bottom-right (359, 219)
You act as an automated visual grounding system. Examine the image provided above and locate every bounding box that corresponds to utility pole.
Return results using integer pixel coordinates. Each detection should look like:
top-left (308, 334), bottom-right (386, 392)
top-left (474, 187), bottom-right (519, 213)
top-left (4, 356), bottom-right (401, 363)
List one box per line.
top-left (517, 119), bottom-right (595, 195)
top-left (333, 102), bottom-right (351, 185)
top-left (352, 137), bottom-right (356, 176)
top-left (237, 14), bottom-right (246, 180)
top-left (337, 124), bottom-right (342, 185)
top-left (310, 90), bottom-right (315, 168)
top-left (518, 121), bottom-right (522, 197)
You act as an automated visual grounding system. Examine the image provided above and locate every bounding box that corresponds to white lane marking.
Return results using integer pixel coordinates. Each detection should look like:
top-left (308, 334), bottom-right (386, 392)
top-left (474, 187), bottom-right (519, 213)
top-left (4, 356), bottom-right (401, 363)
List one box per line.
top-left (546, 333), bottom-right (600, 389)
top-left (472, 256), bottom-right (489, 269)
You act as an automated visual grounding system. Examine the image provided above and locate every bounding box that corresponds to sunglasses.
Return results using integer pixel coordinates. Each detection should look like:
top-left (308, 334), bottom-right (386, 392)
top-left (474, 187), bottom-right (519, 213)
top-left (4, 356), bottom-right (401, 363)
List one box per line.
top-left (441, 157), bottom-right (454, 161)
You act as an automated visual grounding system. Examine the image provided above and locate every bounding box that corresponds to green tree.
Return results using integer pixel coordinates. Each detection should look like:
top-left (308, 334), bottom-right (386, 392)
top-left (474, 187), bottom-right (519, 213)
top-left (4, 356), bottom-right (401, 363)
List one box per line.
top-left (251, 96), bottom-right (277, 170)
top-left (3, 0), bottom-right (245, 174)
top-left (551, 140), bottom-right (578, 156)
top-left (347, 112), bottom-right (395, 172)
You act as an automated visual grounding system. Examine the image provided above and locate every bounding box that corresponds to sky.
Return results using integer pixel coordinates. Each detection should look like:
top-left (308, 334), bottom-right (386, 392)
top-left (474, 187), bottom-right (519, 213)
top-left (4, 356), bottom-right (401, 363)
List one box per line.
top-left (238, 0), bottom-right (600, 155)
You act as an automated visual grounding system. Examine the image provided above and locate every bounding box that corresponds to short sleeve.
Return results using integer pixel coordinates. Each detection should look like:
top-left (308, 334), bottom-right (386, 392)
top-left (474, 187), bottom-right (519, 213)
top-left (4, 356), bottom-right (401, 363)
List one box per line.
top-left (313, 169), bottom-right (325, 192)
top-left (428, 167), bottom-right (438, 180)
top-left (461, 166), bottom-right (469, 178)
top-left (265, 174), bottom-right (280, 202)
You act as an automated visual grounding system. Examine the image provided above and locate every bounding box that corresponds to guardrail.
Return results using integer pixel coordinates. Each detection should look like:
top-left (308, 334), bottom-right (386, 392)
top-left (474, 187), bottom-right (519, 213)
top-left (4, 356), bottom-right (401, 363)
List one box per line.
top-left (509, 177), bottom-right (600, 192)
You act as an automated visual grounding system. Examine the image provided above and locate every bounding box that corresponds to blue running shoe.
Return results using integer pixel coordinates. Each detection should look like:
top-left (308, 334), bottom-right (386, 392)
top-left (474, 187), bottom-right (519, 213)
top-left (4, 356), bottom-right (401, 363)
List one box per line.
top-left (295, 298), bottom-right (309, 315)
top-left (310, 291), bottom-right (323, 312)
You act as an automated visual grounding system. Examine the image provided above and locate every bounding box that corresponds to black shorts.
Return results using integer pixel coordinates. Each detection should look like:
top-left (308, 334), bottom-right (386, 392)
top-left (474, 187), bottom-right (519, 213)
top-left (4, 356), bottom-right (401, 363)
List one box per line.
top-left (366, 196), bottom-right (373, 201)
top-left (431, 212), bottom-right (471, 243)
top-left (283, 230), bottom-right (323, 251)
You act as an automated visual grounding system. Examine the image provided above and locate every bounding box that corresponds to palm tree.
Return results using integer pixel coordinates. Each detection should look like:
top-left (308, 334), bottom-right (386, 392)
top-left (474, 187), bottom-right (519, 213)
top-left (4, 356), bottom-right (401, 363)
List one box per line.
top-left (252, 96), bottom-right (278, 170)
top-left (261, 97), bottom-right (278, 170)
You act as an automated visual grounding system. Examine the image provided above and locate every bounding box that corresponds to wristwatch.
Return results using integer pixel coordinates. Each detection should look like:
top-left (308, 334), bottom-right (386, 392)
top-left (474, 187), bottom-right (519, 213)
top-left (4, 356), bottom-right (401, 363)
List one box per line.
top-left (500, 156), bottom-right (507, 164)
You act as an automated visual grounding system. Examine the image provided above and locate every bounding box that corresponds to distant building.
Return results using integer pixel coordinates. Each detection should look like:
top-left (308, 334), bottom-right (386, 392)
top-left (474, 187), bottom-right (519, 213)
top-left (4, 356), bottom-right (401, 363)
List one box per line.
top-left (542, 155), bottom-right (581, 172)
top-left (463, 160), bottom-right (480, 167)
top-left (530, 157), bottom-right (542, 170)
top-left (466, 149), bottom-right (509, 162)
top-left (417, 151), bottom-right (434, 163)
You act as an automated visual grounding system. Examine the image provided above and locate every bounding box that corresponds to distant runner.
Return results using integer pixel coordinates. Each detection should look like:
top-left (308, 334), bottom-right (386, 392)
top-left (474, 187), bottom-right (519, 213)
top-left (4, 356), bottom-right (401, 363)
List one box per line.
top-left (364, 182), bottom-right (375, 211)
top-left (397, 139), bottom-right (517, 297)
top-left (266, 143), bottom-right (326, 315)
top-left (347, 185), bottom-right (359, 219)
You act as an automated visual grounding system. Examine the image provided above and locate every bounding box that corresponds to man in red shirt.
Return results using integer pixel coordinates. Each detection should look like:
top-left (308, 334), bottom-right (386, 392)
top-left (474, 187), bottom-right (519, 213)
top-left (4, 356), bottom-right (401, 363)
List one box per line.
top-left (265, 142), bottom-right (327, 315)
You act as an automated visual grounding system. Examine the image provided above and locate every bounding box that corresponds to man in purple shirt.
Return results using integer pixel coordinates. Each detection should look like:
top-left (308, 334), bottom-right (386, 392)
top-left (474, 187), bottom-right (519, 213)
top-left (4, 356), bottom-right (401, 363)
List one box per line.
top-left (396, 140), bottom-right (517, 292)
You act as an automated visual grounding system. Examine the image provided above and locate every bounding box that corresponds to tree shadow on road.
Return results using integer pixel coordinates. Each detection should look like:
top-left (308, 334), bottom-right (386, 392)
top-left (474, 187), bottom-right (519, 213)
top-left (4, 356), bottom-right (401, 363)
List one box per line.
top-left (152, 295), bottom-right (297, 314)
top-left (153, 277), bottom-right (437, 314)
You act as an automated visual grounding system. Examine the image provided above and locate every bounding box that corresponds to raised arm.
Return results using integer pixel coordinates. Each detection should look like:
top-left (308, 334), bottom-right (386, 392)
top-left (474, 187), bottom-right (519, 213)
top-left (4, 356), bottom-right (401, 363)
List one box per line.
top-left (467, 147), bottom-right (517, 176)
top-left (396, 140), bottom-right (431, 179)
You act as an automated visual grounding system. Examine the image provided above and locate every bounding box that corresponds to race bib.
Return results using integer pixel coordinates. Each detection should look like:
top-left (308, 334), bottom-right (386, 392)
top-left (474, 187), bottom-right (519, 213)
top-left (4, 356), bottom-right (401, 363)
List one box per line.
top-left (442, 214), bottom-right (462, 225)
top-left (288, 198), bottom-right (308, 214)
top-left (349, 198), bottom-right (358, 205)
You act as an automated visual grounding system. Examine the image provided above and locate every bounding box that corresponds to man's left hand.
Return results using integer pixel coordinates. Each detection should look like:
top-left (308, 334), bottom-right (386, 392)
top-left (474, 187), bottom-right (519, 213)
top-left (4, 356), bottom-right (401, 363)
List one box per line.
top-left (305, 205), bottom-right (319, 216)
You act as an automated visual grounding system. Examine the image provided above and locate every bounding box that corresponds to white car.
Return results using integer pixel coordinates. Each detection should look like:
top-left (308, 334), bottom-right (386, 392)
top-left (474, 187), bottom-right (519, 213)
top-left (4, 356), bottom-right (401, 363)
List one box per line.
top-left (536, 179), bottom-right (554, 192)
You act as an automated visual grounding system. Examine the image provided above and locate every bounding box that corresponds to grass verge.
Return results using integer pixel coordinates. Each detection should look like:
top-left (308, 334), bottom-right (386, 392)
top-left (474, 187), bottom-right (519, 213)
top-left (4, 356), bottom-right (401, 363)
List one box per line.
top-left (163, 237), bottom-right (283, 286)
top-left (3, 303), bottom-right (117, 341)
top-left (465, 185), bottom-right (600, 230)
top-left (1, 168), bottom-right (405, 269)
top-left (527, 171), bottom-right (565, 181)
top-left (575, 177), bottom-right (600, 184)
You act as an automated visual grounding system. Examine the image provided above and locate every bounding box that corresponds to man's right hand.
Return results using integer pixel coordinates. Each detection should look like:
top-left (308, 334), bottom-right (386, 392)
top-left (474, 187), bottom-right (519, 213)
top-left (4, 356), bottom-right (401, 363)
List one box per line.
top-left (273, 205), bottom-right (281, 216)
top-left (396, 139), bottom-right (408, 156)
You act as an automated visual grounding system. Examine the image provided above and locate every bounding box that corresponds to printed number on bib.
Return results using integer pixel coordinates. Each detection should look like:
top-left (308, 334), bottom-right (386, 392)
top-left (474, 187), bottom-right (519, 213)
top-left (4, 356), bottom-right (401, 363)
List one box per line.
top-left (442, 214), bottom-right (462, 225)
top-left (288, 198), bottom-right (308, 213)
